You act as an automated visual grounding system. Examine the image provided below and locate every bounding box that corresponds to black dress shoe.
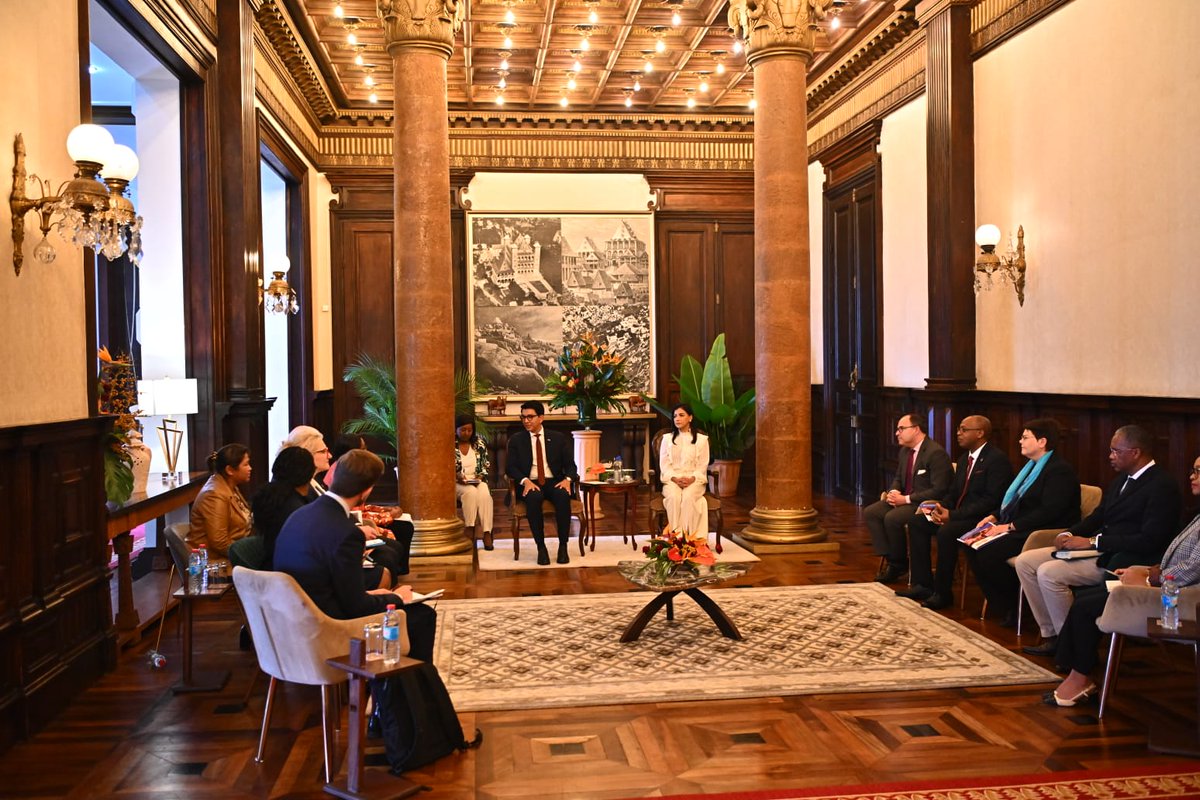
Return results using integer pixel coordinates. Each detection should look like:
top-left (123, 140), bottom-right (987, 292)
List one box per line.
top-left (1022, 636), bottom-right (1059, 657)
top-left (922, 593), bottom-right (952, 610)
top-left (556, 543), bottom-right (570, 564)
top-left (482, 530), bottom-right (494, 551)
top-left (896, 585), bottom-right (933, 601)
top-left (536, 548), bottom-right (551, 566)
top-left (874, 564), bottom-right (908, 583)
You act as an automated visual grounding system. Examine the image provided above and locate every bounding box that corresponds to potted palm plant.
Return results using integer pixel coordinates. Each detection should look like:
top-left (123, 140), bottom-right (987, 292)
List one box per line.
top-left (342, 354), bottom-right (490, 463)
top-left (646, 333), bottom-right (755, 497)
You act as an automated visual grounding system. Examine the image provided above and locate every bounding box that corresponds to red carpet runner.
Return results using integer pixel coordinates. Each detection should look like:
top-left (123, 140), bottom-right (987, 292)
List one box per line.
top-left (627, 764), bottom-right (1200, 800)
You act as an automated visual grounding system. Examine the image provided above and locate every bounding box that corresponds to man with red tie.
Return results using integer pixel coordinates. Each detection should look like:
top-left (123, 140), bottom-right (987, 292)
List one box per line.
top-left (865, 413), bottom-right (953, 585)
top-left (505, 400), bottom-right (580, 565)
top-left (897, 416), bottom-right (1013, 609)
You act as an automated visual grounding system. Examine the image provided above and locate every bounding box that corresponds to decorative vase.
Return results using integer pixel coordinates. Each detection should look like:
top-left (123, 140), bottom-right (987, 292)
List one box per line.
top-left (126, 429), bottom-right (152, 495)
top-left (709, 459), bottom-right (742, 498)
top-left (576, 398), bottom-right (597, 428)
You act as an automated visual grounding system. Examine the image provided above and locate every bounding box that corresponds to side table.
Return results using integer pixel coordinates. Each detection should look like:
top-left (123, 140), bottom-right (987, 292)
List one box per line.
top-left (325, 641), bottom-right (423, 800)
top-left (171, 580), bottom-right (232, 693)
top-left (580, 479), bottom-right (641, 553)
top-left (1146, 616), bottom-right (1200, 757)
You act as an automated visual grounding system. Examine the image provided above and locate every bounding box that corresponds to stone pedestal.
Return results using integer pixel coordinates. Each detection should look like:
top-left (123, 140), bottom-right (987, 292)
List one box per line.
top-left (730, 0), bottom-right (829, 547)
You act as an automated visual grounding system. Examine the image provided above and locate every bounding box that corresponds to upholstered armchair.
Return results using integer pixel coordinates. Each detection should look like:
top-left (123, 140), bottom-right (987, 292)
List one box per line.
top-left (232, 567), bottom-right (410, 783)
top-left (1096, 584), bottom-right (1200, 718)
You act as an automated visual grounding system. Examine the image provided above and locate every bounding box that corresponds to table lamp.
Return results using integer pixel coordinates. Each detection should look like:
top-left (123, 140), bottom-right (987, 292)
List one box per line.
top-left (147, 378), bottom-right (198, 481)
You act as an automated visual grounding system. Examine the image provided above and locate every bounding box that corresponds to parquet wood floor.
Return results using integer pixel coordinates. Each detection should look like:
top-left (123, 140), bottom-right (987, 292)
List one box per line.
top-left (2, 492), bottom-right (1195, 799)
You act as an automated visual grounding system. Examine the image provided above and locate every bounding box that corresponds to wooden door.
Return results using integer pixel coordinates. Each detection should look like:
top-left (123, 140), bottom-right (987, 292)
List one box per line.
top-left (823, 168), bottom-right (882, 503)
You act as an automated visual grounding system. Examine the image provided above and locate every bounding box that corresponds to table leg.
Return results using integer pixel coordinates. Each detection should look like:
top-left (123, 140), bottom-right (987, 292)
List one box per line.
top-left (627, 490), bottom-right (637, 550)
top-left (172, 595), bottom-right (231, 694)
top-left (152, 512), bottom-right (171, 571)
top-left (683, 588), bottom-right (743, 640)
top-left (620, 591), bottom-right (678, 643)
top-left (324, 675), bottom-right (422, 799)
top-left (182, 596), bottom-right (193, 684)
top-left (113, 531), bottom-right (140, 631)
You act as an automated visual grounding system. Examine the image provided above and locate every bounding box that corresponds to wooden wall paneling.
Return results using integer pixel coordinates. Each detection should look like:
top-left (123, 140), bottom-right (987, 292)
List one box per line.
top-left (714, 220), bottom-right (757, 477)
top-left (920, 0), bottom-right (977, 391)
top-left (879, 388), bottom-right (1200, 505)
top-left (654, 219), bottom-right (714, 404)
top-left (0, 418), bottom-right (114, 754)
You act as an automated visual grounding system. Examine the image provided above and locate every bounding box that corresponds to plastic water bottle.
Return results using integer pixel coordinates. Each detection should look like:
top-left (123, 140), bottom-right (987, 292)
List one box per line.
top-left (382, 604), bottom-right (401, 665)
top-left (198, 544), bottom-right (209, 590)
top-left (612, 454), bottom-right (623, 482)
top-left (187, 550), bottom-right (202, 594)
top-left (1161, 574), bottom-right (1181, 631)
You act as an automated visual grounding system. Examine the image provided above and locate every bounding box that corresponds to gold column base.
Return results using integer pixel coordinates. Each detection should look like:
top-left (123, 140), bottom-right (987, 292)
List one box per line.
top-left (409, 516), bottom-right (471, 558)
top-left (736, 506), bottom-right (836, 554)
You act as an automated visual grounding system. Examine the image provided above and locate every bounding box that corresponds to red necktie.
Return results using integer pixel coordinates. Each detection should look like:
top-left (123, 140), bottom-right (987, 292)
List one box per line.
top-left (534, 433), bottom-right (546, 485)
top-left (955, 455), bottom-right (975, 508)
top-left (903, 449), bottom-right (916, 495)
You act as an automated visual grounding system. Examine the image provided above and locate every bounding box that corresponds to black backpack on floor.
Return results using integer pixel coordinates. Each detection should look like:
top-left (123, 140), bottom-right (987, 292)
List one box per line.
top-left (371, 662), bottom-right (476, 774)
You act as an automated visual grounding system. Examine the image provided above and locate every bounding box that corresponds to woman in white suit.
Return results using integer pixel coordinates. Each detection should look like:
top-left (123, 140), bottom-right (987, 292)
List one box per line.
top-left (659, 403), bottom-right (710, 535)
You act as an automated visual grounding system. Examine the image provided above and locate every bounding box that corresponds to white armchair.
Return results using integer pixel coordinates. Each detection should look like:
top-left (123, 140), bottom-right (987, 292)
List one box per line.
top-left (232, 567), bottom-right (410, 782)
top-left (1096, 583), bottom-right (1200, 718)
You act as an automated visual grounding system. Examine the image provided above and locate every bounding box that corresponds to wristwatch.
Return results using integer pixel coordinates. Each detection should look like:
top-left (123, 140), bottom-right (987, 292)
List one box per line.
top-left (1089, 534), bottom-right (1100, 548)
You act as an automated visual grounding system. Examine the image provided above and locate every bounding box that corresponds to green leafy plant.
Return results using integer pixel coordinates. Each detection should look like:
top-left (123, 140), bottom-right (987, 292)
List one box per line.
top-left (97, 346), bottom-right (136, 504)
top-left (645, 333), bottom-right (755, 460)
top-left (343, 355), bottom-right (491, 462)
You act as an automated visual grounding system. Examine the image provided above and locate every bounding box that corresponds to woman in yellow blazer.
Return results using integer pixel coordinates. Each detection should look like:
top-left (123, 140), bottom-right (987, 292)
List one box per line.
top-left (188, 443), bottom-right (253, 559)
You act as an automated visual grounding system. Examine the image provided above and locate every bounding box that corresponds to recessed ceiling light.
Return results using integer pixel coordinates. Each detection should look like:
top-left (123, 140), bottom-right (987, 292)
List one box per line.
top-left (333, 2), bottom-right (344, 18)
top-left (559, 96), bottom-right (569, 107)
top-left (369, 91), bottom-right (378, 103)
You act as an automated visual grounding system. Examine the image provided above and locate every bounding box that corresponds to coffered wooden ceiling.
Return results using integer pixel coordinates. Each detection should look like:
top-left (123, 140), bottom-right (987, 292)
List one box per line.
top-left (282, 0), bottom-right (893, 117)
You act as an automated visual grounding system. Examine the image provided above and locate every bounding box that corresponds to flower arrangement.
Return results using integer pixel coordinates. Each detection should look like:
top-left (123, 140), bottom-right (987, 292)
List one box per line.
top-left (544, 331), bottom-right (630, 427)
top-left (641, 527), bottom-right (717, 583)
top-left (97, 346), bottom-right (137, 504)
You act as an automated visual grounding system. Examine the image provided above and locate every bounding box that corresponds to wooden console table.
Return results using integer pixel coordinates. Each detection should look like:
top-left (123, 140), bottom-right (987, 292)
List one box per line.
top-left (106, 472), bottom-right (206, 636)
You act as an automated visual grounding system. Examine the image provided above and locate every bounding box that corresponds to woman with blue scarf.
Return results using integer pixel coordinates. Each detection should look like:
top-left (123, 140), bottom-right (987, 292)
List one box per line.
top-left (964, 418), bottom-right (1081, 625)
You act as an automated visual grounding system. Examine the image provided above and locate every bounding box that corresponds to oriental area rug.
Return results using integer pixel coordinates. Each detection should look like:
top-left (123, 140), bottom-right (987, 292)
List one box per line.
top-left (622, 764), bottom-right (1200, 800)
top-left (431, 583), bottom-right (1055, 712)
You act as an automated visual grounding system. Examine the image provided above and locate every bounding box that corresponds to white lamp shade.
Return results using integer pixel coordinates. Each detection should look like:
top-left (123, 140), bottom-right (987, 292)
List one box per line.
top-left (66, 124), bottom-right (114, 165)
top-left (975, 224), bottom-right (1001, 248)
top-left (149, 378), bottom-right (199, 416)
top-left (135, 380), bottom-right (157, 415)
top-left (104, 144), bottom-right (140, 181)
top-left (272, 255), bottom-right (291, 275)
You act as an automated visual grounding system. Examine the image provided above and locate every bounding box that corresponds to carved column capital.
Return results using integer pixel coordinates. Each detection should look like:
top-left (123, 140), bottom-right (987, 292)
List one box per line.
top-left (376, 0), bottom-right (463, 58)
top-left (728, 0), bottom-right (833, 64)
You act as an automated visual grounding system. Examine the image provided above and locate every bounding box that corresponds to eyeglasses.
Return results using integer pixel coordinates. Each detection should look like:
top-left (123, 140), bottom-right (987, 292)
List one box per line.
top-left (957, 426), bottom-right (983, 433)
top-left (520, 414), bottom-right (539, 421)
top-left (895, 424), bottom-right (917, 433)
top-left (1109, 447), bottom-right (1137, 455)
top-left (1190, 466), bottom-right (1200, 478)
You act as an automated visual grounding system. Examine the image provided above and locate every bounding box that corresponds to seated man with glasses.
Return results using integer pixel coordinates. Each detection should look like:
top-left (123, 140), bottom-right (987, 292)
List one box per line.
top-left (505, 401), bottom-right (580, 565)
top-left (898, 415), bottom-right (1013, 609)
top-left (1014, 424), bottom-right (1182, 657)
top-left (866, 412), bottom-right (953, 584)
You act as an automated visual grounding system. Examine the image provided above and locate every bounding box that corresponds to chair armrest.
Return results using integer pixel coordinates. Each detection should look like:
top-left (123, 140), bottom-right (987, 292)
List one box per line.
top-left (1099, 583), bottom-right (1200, 636)
top-left (328, 609), bottom-right (412, 660)
top-left (1023, 528), bottom-right (1067, 552)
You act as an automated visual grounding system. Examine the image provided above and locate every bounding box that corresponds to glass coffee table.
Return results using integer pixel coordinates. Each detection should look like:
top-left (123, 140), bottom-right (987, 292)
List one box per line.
top-left (616, 561), bottom-right (752, 643)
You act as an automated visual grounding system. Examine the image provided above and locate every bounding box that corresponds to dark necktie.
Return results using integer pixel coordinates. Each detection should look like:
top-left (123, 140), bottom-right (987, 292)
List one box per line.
top-left (534, 433), bottom-right (546, 485)
top-left (903, 449), bottom-right (916, 495)
top-left (955, 455), bottom-right (975, 508)
top-left (1119, 476), bottom-right (1133, 495)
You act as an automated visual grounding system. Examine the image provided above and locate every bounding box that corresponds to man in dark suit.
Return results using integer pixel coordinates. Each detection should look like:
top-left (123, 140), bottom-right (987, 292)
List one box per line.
top-left (274, 449), bottom-right (436, 661)
top-left (1015, 424), bottom-right (1182, 656)
top-left (505, 400), bottom-right (579, 565)
top-left (897, 415), bottom-right (1013, 609)
top-left (865, 412), bottom-right (954, 583)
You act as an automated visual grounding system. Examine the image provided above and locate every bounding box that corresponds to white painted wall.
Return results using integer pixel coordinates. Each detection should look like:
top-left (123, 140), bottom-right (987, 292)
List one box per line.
top-left (880, 94), bottom-right (929, 388)
top-left (0, 0), bottom-right (88, 426)
top-left (809, 159), bottom-right (824, 383)
top-left (260, 163), bottom-right (289, 452)
top-left (465, 172), bottom-right (654, 212)
top-left (974, 0), bottom-right (1200, 395)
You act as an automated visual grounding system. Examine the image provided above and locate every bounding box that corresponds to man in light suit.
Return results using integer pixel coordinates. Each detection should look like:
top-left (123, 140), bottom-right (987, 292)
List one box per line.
top-left (505, 400), bottom-right (579, 565)
top-left (898, 415), bottom-right (1013, 609)
top-left (865, 412), bottom-right (954, 583)
top-left (274, 449), bottom-right (436, 661)
top-left (1015, 424), bottom-right (1181, 656)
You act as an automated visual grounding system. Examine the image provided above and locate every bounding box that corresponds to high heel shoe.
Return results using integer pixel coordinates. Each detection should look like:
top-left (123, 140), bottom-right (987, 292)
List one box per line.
top-left (1041, 682), bottom-right (1096, 707)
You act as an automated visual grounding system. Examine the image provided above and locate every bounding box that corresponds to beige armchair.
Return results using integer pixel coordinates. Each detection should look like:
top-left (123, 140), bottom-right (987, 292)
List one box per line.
top-left (1096, 584), bottom-right (1200, 718)
top-left (232, 567), bottom-right (410, 783)
top-left (974, 483), bottom-right (1103, 628)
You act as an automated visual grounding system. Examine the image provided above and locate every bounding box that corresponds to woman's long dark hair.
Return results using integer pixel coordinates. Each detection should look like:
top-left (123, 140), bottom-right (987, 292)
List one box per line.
top-left (670, 403), bottom-right (699, 445)
top-left (251, 447), bottom-right (316, 546)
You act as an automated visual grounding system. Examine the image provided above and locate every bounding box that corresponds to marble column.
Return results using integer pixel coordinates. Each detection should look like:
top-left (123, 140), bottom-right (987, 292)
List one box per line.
top-left (379, 0), bottom-right (468, 557)
top-left (729, 0), bottom-right (832, 552)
